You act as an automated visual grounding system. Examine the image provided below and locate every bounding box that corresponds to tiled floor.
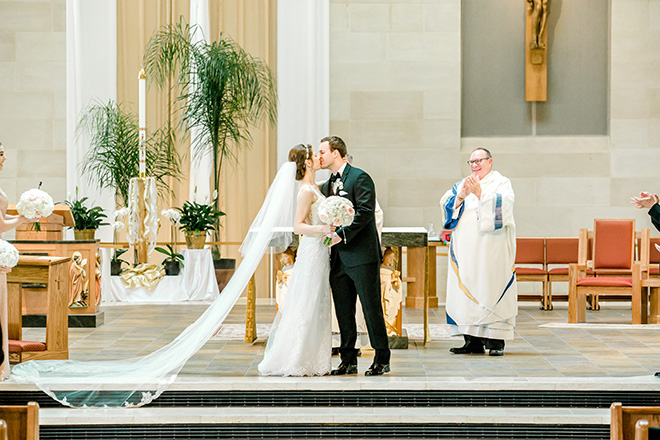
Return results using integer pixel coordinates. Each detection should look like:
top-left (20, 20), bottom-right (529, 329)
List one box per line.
top-left (17, 300), bottom-right (660, 379)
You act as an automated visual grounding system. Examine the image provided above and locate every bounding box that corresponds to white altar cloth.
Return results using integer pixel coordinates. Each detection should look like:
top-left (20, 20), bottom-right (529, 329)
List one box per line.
top-left (101, 249), bottom-right (220, 304)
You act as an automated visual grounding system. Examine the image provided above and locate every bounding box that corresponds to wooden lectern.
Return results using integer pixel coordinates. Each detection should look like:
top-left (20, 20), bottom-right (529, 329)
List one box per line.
top-left (8, 205), bottom-right (102, 325)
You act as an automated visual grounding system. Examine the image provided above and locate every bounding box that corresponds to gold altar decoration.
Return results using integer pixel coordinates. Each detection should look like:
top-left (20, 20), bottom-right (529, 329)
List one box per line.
top-left (127, 177), bottom-right (158, 264)
top-left (119, 263), bottom-right (165, 290)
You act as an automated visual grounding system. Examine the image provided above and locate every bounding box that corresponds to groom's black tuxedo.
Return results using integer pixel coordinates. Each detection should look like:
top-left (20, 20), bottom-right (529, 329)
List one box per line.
top-left (322, 163), bottom-right (390, 366)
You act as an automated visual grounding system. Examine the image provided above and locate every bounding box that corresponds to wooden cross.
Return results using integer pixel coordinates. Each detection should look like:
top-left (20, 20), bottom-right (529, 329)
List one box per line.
top-left (525, 0), bottom-right (549, 101)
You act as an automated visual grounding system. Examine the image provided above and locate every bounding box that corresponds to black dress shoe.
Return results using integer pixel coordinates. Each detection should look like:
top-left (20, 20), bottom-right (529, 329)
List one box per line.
top-left (364, 363), bottom-right (390, 376)
top-left (331, 347), bottom-right (340, 356)
top-left (449, 344), bottom-right (485, 354)
top-left (330, 362), bottom-right (358, 375)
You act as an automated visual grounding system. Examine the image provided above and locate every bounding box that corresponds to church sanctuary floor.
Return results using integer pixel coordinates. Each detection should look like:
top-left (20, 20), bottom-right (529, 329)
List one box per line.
top-left (11, 301), bottom-right (660, 379)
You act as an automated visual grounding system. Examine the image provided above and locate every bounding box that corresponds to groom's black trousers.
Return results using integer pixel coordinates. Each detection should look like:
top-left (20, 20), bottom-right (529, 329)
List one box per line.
top-left (330, 258), bottom-right (391, 365)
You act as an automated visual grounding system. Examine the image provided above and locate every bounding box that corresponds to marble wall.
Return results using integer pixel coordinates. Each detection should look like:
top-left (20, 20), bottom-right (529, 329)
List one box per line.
top-left (0, 0), bottom-right (66, 216)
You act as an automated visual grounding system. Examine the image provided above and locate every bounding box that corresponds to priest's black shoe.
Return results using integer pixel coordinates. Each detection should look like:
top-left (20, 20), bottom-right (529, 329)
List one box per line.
top-left (449, 344), bottom-right (485, 354)
top-left (330, 362), bottom-right (358, 375)
top-left (364, 363), bottom-right (390, 376)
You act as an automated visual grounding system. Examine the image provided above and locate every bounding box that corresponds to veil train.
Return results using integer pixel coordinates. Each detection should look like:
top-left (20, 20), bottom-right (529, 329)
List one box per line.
top-left (10, 162), bottom-right (298, 408)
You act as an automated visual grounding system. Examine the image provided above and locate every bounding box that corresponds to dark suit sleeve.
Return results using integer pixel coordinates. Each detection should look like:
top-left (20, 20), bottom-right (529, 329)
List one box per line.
top-left (649, 203), bottom-right (660, 233)
top-left (338, 172), bottom-right (376, 244)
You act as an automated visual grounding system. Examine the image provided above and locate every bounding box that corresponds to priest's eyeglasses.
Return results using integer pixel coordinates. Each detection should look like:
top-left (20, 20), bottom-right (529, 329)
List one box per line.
top-left (467, 157), bottom-right (490, 166)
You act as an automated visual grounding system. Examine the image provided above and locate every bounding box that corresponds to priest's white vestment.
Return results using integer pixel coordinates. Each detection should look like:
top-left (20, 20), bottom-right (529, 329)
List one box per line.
top-left (441, 170), bottom-right (518, 340)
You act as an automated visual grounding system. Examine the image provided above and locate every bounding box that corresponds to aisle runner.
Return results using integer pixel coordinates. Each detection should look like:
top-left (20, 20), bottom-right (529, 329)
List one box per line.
top-left (540, 323), bottom-right (660, 330)
top-left (211, 324), bottom-right (456, 341)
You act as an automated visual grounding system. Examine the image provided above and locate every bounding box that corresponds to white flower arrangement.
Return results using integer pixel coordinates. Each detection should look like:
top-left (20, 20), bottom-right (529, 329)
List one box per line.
top-left (318, 195), bottom-right (355, 245)
top-left (16, 188), bottom-right (54, 220)
top-left (112, 221), bottom-right (125, 232)
top-left (0, 240), bottom-right (19, 268)
top-left (114, 207), bottom-right (130, 221)
top-left (161, 208), bottom-right (181, 225)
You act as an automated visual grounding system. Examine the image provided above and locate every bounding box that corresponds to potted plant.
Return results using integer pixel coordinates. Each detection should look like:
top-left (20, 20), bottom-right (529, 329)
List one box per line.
top-left (110, 248), bottom-right (130, 276)
top-left (177, 198), bottom-right (225, 249)
top-left (143, 18), bottom-right (276, 269)
top-left (78, 100), bottom-right (182, 206)
top-left (64, 189), bottom-right (109, 240)
top-left (154, 244), bottom-right (185, 276)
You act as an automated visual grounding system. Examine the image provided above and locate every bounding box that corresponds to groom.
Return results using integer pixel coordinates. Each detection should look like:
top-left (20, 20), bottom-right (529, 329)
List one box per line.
top-left (319, 136), bottom-right (391, 376)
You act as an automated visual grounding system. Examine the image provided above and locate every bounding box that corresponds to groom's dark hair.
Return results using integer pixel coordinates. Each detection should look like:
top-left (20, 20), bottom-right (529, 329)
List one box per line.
top-left (321, 136), bottom-right (347, 158)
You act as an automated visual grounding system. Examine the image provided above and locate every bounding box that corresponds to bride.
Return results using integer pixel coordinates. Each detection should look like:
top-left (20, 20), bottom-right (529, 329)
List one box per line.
top-left (258, 144), bottom-right (334, 376)
top-left (10, 144), bottom-right (330, 407)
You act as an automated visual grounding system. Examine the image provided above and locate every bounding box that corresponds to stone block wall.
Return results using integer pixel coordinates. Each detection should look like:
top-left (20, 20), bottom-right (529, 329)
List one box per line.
top-left (0, 0), bottom-right (66, 226)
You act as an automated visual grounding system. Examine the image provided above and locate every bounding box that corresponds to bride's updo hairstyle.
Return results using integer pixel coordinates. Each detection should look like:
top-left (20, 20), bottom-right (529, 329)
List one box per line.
top-left (288, 144), bottom-right (313, 181)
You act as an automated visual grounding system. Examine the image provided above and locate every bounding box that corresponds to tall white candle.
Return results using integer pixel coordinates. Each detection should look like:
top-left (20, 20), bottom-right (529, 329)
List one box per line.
top-left (138, 68), bottom-right (146, 177)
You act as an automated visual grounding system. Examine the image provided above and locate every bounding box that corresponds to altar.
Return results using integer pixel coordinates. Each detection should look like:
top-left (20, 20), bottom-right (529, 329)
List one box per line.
top-left (101, 249), bottom-right (219, 303)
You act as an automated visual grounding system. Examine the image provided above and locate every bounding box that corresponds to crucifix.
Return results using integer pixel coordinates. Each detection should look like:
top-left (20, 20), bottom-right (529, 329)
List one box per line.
top-left (525, 0), bottom-right (549, 101)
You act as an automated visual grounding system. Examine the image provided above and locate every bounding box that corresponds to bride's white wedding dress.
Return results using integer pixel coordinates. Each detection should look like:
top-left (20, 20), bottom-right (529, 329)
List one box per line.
top-left (258, 184), bottom-right (331, 376)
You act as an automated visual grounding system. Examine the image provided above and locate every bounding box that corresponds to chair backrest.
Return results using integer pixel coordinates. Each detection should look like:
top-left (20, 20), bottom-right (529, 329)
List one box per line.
top-left (515, 238), bottom-right (545, 265)
top-left (0, 402), bottom-right (39, 440)
top-left (0, 420), bottom-right (7, 440)
top-left (545, 237), bottom-right (579, 264)
top-left (611, 402), bottom-right (660, 440)
top-left (592, 219), bottom-right (635, 271)
top-left (650, 238), bottom-right (660, 265)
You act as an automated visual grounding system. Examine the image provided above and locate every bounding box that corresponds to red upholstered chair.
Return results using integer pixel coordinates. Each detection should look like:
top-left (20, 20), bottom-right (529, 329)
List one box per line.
top-left (545, 237), bottom-right (579, 310)
top-left (515, 238), bottom-right (548, 309)
top-left (568, 220), bottom-right (648, 324)
top-left (648, 238), bottom-right (660, 278)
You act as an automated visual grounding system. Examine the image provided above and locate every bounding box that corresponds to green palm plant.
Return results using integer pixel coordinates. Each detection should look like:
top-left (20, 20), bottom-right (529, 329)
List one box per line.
top-left (78, 100), bottom-right (183, 206)
top-left (143, 18), bottom-right (277, 252)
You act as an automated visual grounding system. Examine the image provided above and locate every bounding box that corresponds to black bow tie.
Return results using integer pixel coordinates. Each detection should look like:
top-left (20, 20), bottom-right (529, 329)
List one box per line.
top-left (330, 173), bottom-right (339, 183)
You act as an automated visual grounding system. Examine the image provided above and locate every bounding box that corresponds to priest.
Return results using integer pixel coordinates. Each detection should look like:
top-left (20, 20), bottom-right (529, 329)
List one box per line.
top-left (440, 148), bottom-right (518, 356)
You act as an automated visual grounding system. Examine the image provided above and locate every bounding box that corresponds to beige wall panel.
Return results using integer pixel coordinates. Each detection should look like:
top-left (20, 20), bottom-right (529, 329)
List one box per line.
top-left (351, 91), bottom-right (423, 120)
top-left (0, 35), bottom-right (16, 61)
top-left (330, 3), bottom-right (350, 32)
top-left (345, 148), bottom-right (388, 178)
top-left (387, 149), bottom-right (459, 180)
top-left (16, 62), bottom-right (65, 91)
top-left (423, 90), bottom-right (461, 120)
top-left (388, 178), bottom-right (457, 208)
top-left (390, 4), bottom-right (423, 32)
top-left (389, 62), bottom-right (460, 91)
top-left (611, 148), bottom-right (660, 178)
top-left (53, 0), bottom-right (66, 32)
top-left (648, 119), bottom-right (660, 148)
top-left (331, 63), bottom-right (391, 91)
top-left (612, 1), bottom-right (649, 31)
top-left (386, 32), bottom-right (459, 63)
top-left (15, 32), bottom-right (65, 61)
top-left (421, 120), bottom-right (461, 150)
top-left (17, 149), bottom-right (65, 178)
top-left (0, 3), bottom-right (52, 32)
top-left (610, 119), bottom-right (650, 149)
top-left (350, 119), bottom-right (424, 147)
top-left (511, 178), bottom-right (536, 207)
top-left (0, 91), bottom-right (53, 120)
top-left (1, 120), bottom-right (53, 151)
top-left (331, 33), bottom-right (386, 63)
top-left (535, 178), bottom-right (611, 207)
top-left (347, 3), bottom-right (390, 32)
top-left (610, 88), bottom-right (650, 119)
top-left (423, 3), bottom-right (460, 32)
top-left (0, 63), bottom-right (16, 89)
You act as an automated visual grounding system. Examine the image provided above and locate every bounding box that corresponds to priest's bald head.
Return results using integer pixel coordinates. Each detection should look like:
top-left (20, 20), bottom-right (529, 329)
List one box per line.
top-left (468, 147), bottom-right (492, 181)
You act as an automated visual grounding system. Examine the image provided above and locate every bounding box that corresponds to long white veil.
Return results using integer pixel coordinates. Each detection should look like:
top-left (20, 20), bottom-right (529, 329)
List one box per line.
top-left (11, 162), bottom-right (298, 408)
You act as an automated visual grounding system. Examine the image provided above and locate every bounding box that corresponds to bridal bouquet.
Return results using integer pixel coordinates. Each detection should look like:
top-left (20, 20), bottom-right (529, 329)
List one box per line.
top-left (0, 240), bottom-right (19, 268)
top-left (16, 188), bottom-right (54, 232)
top-left (318, 196), bottom-right (355, 245)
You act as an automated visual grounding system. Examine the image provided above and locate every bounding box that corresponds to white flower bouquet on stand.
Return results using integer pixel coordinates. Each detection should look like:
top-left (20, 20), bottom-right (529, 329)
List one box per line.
top-left (16, 188), bottom-right (54, 232)
top-left (0, 240), bottom-right (19, 268)
top-left (318, 196), bottom-right (355, 246)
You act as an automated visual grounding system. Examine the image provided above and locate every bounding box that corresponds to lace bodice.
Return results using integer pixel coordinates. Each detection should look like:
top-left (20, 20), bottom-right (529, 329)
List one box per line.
top-left (301, 184), bottom-right (325, 227)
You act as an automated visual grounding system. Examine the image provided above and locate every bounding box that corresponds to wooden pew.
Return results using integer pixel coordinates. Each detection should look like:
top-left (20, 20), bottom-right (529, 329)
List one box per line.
top-left (7, 255), bottom-right (70, 362)
top-left (0, 401), bottom-right (39, 440)
top-left (611, 402), bottom-right (660, 440)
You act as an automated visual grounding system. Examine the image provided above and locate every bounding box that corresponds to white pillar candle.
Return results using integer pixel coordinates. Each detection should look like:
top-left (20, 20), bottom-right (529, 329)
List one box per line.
top-left (138, 68), bottom-right (146, 177)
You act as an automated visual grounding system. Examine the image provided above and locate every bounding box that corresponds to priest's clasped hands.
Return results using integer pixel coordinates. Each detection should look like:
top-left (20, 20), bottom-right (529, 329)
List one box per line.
top-left (631, 191), bottom-right (658, 209)
top-left (458, 175), bottom-right (482, 201)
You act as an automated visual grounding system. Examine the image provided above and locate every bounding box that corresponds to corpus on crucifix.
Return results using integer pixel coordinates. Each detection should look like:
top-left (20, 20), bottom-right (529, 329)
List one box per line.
top-left (525, 0), bottom-right (550, 101)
